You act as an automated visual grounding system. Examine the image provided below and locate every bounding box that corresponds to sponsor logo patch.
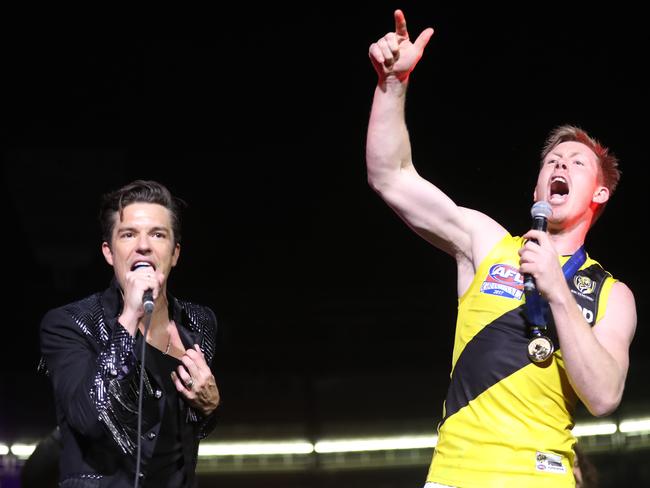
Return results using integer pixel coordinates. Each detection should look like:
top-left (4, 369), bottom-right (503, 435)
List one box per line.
top-left (480, 264), bottom-right (524, 300)
top-left (535, 451), bottom-right (567, 474)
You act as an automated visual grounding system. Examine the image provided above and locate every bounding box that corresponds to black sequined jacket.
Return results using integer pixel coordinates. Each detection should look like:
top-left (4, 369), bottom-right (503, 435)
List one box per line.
top-left (39, 279), bottom-right (218, 487)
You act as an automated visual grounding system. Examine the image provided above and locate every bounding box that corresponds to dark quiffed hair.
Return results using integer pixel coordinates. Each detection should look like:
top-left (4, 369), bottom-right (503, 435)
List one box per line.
top-left (99, 180), bottom-right (187, 246)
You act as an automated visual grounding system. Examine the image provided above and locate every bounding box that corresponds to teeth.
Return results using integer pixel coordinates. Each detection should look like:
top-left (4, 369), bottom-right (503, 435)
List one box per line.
top-left (132, 262), bottom-right (152, 270)
top-left (551, 176), bottom-right (567, 183)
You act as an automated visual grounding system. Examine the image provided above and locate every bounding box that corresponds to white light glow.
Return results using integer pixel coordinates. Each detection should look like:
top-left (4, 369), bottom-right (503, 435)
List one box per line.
top-left (10, 443), bottom-right (36, 458)
top-left (4, 415), bottom-right (650, 462)
top-left (572, 422), bottom-right (617, 437)
top-left (619, 418), bottom-right (650, 434)
top-left (315, 435), bottom-right (438, 453)
top-left (199, 441), bottom-right (314, 456)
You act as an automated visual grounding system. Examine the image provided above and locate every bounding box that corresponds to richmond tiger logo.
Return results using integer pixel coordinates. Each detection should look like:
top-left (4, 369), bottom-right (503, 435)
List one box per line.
top-left (574, 275), bottom-right (596, 295)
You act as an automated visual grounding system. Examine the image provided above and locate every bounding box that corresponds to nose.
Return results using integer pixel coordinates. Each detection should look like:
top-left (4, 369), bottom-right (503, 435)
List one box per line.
top-left (136, 233), bottom-right (152, 253)
top-left (555, 160), bottom-right (567, 170)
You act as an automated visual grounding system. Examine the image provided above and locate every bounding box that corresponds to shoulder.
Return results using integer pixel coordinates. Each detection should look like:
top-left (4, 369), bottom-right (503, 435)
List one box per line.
top-left (40, 292), bottom-right (103, 330)
top-left (176, 299), bottom-right (218, 362)
top-left (177, 299), bottom-right (216, 317)
top-left (461, 207), bottom-right (510, 263)
top-left (579, 258), bottom-right (633, 309)
top-left (594, 279), bottom-right (636, 343)
top-left (590, 279), bottom-right (637, 373)
top-left (177, 299), bottom-right (218, 330)
top-left (609, 280), bottom-right (636, 311)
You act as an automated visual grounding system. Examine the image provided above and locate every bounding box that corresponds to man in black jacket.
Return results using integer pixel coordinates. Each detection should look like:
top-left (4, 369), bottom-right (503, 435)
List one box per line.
top-left (40, 180), bottom-right (220, 487)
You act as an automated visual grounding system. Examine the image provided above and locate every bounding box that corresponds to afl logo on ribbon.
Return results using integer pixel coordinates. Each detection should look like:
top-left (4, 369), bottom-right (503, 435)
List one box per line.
top-left (574, 275), bottom-right (596, 295)
top-left (480, 264), bottom-right (524, 300)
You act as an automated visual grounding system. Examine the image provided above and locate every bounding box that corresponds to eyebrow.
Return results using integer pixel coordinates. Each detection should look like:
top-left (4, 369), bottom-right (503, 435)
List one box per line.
top-left (116, 225), bottom-right (170, 233)
top-left (550, 150), bottom-right (586, 159)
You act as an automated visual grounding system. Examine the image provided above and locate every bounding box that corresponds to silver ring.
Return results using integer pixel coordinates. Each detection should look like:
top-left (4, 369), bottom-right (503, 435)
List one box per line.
top-left (186, 378), bottom-right (194, 389)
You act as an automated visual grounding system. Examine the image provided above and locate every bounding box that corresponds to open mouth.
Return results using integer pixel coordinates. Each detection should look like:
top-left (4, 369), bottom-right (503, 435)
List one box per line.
top-left (549, 176), bottom-right (569, 202)
top-left (131, 262), bottom-right (155, 271)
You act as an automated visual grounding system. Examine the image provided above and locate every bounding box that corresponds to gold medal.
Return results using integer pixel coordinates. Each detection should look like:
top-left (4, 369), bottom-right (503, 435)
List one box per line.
top-left (527, 335), bottom-right (554, 363)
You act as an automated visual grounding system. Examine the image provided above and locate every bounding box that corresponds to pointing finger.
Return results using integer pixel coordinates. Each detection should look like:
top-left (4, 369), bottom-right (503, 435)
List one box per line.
top-left (394, 9), bottom-right (409, 39)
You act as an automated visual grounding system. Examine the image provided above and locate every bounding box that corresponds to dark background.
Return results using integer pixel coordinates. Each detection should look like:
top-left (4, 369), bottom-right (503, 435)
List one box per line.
top-left (2, 3), bottom-right (648, 486)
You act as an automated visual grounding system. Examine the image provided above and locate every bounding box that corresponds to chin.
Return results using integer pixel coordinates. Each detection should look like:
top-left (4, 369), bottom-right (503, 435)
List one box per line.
top-left (547, 195), bottom-right (569, 207)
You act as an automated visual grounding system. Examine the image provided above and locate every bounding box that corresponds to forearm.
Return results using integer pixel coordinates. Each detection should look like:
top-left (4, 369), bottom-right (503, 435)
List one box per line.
top-left (366, 76), bottom-right (414, 190)
top-left (549, 287), bottom-right (624, 416)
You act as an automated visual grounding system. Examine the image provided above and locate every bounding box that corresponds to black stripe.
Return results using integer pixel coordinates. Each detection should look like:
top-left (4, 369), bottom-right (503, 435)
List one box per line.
top-left (441, 304), bottom-right (536, 424)
top-left (441, 263), bottom-right (608, 425)
top-left (570, 264), bottom-right (608, 326)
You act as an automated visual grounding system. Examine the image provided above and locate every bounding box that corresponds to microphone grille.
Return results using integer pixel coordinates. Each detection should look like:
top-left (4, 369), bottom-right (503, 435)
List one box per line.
top-left (530, 201), bottom-right (553, 219)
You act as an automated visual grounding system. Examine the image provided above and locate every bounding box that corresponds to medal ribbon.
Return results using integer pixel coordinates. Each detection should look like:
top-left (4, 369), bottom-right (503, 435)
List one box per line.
top-left (525, 245), bottom-right (587, 327)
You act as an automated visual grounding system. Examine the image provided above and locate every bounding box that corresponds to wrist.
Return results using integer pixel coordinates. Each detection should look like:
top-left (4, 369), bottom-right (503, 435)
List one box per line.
top-left (546, 280), bottom-right (574, 308)
top-left (380, 73), bottom-right (409, 91)
top-left (117, 311), bottom-right (140, 336)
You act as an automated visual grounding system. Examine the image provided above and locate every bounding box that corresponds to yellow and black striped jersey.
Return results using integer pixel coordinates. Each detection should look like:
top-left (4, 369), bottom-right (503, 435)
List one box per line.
top-left (427, 233), bottom-right (615, 488)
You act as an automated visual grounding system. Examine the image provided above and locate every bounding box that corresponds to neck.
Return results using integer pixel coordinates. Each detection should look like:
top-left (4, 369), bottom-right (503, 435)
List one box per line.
top-left (548, 225), bottom-right (587, 255)
top-left (144, 307), bottom-right (170, 332)
top-left (141, 312), bottom-right (172, 353)
top-left (139, 293), bottom-right (170, 334)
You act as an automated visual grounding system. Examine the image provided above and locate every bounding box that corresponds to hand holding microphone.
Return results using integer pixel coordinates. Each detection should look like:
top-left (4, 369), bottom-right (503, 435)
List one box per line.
top-left (133, 263), bottom-right (157, 315)
top-left (523, 201), bottom-right (553, 293)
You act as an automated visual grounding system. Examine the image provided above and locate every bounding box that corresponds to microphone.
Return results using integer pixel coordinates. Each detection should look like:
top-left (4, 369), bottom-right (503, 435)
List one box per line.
top-left (142, 289), bottom-right (154, 314)
top-left (133, 263), bottom-right (155, 314)
top-left (523, 201), bottom-right (553, 293)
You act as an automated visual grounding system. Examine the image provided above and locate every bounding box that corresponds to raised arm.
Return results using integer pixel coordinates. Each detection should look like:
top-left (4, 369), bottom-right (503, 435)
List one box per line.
top-left (366, 10), bottom-right (506, 292)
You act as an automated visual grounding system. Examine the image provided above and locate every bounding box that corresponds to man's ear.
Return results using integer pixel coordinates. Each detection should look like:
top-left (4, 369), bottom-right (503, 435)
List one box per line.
top-left (171, 243), bottom-right (180, 268)
top-left (592, 185), bottom-right (610, 205)
top-left (101, 242), bottom-right (114, 266)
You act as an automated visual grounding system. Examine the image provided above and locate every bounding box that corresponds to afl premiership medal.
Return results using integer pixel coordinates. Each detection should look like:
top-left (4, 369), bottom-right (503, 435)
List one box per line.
top-left (527, 327), bottom-right (554, 363)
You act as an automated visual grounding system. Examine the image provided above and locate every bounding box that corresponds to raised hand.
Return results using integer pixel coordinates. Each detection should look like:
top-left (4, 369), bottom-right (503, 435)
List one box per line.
top-left (368, 9), bottom-right (434, 82)
top-left (171, 344), bottom-right (221, 416)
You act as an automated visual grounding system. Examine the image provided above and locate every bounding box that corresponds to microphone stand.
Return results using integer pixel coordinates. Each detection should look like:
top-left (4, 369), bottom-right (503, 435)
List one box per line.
top-left (134, 308), bottom-right (153, 488)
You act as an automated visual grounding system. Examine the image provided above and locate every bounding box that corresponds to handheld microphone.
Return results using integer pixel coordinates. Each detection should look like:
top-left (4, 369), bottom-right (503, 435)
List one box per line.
top-left (133, 263), bottom-right (155, 315)
top-left (142, 289), bottom-right (154, 314)
top-left (523, 201), bottom-right (553, 293)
